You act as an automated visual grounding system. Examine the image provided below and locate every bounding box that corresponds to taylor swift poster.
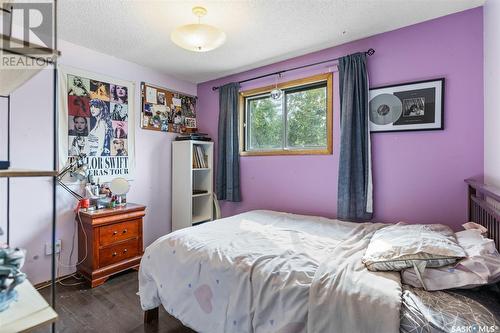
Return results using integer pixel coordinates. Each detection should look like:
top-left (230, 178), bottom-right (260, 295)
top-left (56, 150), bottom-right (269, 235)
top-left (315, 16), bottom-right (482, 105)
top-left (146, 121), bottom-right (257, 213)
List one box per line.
top-left (59, 66), bottom-right (135, 182)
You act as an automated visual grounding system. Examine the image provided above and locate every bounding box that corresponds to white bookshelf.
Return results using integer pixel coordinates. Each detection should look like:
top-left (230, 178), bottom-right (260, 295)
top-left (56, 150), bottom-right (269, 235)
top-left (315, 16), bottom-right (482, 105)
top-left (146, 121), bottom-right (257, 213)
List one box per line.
top-left (172, 140), bottom-right (214, 231)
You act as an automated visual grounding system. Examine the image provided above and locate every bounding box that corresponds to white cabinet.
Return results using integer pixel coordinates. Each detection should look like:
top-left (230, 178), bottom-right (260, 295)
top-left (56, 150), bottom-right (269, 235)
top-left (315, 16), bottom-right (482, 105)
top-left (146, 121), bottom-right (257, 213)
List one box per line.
top-left (172, 141), bottom-right (214, 231)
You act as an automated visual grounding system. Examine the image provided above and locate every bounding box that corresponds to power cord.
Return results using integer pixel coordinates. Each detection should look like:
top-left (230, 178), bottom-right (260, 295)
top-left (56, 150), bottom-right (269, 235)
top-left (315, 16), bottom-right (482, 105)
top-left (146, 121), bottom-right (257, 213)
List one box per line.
top-left (36, 210), bottom-right (89, 290)
top-left (56, 210), bottom-right (88, 268)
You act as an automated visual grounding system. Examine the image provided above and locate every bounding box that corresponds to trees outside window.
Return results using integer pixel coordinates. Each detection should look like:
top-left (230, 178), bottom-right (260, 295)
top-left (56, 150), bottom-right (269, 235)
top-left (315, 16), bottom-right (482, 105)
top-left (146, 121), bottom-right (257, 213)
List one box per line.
top-left (240, 73), bottom-right (332, 156)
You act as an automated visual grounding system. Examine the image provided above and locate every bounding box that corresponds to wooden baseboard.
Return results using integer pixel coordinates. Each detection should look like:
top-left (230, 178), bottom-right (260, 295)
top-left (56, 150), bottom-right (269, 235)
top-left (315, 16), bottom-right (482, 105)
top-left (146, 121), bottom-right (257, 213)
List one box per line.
top-left (33, 272), bottom-right (80, 289)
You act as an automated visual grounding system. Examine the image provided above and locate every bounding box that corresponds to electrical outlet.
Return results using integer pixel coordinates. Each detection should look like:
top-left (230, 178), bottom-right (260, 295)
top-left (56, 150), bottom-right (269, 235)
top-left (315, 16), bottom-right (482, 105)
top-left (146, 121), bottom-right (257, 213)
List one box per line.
top-left (45, 239), bottom-right (62, 256)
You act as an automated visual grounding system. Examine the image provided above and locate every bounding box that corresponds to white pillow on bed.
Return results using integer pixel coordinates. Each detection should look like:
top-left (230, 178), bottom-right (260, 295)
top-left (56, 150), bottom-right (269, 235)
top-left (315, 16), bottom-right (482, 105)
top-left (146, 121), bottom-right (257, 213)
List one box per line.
top-left (401, 229), bottom-right (500, 291)
top-left (362, 223), bottom-right (466, 272)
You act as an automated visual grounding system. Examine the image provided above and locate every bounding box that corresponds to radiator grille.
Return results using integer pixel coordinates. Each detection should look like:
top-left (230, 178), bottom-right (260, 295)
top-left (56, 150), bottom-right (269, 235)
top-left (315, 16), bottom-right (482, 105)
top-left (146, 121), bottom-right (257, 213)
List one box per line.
top-left (470, 195), bottom-right (500, 251)
top-left (486, 196), bottom-right (500, 211)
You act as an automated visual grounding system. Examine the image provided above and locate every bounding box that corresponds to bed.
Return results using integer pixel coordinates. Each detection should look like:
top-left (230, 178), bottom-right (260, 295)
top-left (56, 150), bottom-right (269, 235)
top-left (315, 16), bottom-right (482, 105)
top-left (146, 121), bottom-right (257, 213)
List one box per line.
top-left (139, 179), bottom-right (500, 333)
top-left (400, 284), bottom-right (500, 333)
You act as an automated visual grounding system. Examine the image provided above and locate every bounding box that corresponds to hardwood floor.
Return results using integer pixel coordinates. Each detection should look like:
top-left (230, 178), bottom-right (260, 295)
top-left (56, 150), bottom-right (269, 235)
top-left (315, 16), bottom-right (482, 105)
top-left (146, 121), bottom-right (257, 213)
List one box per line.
top-left (33, 271), bottom-right (196, 333)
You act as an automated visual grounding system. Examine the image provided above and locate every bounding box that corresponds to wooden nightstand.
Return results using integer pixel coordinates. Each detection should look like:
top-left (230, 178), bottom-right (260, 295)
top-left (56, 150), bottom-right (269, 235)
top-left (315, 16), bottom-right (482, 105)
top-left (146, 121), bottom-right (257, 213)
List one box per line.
top-left (76, 203), bottom-right (146, 287)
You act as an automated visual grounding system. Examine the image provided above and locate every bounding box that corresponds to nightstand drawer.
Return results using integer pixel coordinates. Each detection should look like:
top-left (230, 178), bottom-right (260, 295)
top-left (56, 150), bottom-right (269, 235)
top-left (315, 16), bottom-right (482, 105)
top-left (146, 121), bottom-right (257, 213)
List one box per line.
top-left (99, 220), bottom-right (139, 246)
top-left (99, 239), bottom-right (139, 267)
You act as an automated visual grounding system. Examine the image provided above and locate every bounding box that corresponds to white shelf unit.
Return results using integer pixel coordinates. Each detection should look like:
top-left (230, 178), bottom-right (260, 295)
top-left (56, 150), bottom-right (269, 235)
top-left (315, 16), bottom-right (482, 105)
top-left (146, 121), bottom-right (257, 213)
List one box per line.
top-left (0, 280), bottom-right (57, 333)
top-left (172, 141), bottom-right (214, 231)
top-left (0, 4), bottom-right (59, 332)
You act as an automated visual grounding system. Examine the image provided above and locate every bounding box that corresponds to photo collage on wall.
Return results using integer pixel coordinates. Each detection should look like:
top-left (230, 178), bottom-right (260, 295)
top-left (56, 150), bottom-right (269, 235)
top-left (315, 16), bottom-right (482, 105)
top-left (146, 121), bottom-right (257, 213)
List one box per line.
top-left (67, 74), bottom-right (129, 157)
top-left (141, 82), bottom-right (197, 133)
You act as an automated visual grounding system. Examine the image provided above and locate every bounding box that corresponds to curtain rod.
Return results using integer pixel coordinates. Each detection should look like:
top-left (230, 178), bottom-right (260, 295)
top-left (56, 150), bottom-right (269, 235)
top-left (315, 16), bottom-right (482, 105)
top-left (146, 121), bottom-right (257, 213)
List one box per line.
top-left (212, 48), bottom-right (375, 91)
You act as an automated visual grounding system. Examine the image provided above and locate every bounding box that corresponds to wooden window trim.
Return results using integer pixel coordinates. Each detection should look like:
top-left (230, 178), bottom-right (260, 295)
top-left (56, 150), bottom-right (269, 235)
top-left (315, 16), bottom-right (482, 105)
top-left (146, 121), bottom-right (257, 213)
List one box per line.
top-left (239, 73), bottom-right (333, 156)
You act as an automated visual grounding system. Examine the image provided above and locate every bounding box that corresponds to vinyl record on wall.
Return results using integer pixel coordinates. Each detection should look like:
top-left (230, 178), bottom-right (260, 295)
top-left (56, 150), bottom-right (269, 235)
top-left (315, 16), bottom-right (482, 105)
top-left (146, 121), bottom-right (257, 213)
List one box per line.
top-left (369, 93), bottom-right (403, 125)
top-left (369, 78), bottom-right (444, 133)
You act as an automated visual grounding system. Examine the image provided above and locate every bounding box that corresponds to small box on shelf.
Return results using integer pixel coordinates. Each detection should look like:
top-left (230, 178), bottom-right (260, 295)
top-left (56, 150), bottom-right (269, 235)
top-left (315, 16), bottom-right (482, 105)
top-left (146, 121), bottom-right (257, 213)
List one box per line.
top-left (0, 161), bottom-right (10, 170)
top-left (193, 189), bottom-right (208, 195)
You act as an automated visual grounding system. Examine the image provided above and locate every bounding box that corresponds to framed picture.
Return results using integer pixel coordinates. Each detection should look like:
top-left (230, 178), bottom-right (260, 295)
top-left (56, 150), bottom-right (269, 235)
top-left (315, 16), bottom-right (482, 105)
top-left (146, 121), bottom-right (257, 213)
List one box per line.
top-left (369, 78), bottom-right (444, 133)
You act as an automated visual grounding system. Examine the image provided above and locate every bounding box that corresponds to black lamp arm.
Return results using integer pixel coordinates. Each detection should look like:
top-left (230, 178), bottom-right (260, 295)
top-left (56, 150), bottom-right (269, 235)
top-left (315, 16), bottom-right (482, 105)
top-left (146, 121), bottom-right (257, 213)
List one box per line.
top-left (56, 155), bottom-right (87, 200)
top-left (57, 179), bottom-right (83, 200)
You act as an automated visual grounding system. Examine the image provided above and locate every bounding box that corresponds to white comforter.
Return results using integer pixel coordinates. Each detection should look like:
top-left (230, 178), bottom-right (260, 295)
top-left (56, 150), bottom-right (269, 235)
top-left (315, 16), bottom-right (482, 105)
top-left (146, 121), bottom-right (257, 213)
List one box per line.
top-left (139, 210), bottom-right (402, 333)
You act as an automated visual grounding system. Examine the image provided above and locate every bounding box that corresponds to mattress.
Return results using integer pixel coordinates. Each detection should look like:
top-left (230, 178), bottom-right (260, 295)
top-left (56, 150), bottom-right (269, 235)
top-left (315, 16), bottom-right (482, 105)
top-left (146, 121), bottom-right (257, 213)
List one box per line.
top-left (139, 210), bottom-right (402, 333)
top-left (400, 284), bottom-right (500, 333)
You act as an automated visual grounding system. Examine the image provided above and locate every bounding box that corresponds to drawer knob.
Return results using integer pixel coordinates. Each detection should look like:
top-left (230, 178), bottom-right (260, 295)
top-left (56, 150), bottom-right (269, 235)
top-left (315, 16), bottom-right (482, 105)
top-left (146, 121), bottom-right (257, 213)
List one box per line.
top-left (112, 252), bottom-right (117, 257)
top-left (122, 229), bottom-right (127, 234)
top-left (123, 249), bottom-right (128, 253)
top-left (113, 231), bottom-right (118, 235)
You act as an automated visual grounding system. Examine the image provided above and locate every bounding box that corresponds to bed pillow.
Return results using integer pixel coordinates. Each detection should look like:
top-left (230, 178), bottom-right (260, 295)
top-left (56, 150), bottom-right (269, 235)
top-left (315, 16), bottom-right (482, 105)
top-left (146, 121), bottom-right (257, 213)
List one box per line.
top-left (401, 229), bottom-right (500, 290)
top-left (362, 223), bottom-right (466, 272)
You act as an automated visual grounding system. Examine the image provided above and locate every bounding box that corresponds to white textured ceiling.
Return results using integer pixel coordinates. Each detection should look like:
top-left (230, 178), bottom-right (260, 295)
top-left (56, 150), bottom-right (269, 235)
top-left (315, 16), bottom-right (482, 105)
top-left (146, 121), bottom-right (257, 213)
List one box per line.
top-left (59, 0), bottom-right (484, 84)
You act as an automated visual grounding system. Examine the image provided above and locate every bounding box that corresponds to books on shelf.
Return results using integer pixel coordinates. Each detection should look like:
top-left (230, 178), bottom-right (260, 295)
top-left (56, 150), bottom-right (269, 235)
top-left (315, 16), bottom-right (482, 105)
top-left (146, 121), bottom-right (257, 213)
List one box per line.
top-left (193, 145), bottom-right (208, 168)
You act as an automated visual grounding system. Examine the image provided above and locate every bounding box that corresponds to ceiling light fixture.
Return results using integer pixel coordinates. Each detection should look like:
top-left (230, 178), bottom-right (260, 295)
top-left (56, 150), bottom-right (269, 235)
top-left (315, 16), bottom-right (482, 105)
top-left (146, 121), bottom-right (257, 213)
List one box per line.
top-left (171, 6), bottom-right (226, 52)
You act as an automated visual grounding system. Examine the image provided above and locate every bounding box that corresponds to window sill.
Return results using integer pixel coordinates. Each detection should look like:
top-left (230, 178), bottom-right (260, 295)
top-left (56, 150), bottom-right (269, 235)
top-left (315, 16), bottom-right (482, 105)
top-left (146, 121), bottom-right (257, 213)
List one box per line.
top-left (240, 147), bottom-right (332, 156)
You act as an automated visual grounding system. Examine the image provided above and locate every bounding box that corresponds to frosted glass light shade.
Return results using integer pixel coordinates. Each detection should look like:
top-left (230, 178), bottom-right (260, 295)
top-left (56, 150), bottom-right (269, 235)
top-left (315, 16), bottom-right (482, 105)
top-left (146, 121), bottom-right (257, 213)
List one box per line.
top-left (171, 23), bottom-right (226, 52)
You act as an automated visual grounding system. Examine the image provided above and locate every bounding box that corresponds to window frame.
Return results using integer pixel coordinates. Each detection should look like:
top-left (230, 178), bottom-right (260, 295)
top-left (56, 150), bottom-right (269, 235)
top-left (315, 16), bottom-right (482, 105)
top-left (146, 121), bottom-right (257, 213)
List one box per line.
top-left (239, 73), bottom-right (333, 156)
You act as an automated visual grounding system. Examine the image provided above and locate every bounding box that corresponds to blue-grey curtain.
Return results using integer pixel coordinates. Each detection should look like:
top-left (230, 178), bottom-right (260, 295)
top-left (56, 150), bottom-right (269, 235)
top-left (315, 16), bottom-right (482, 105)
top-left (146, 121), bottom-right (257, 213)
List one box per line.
top-left (216, 82), bottom-right (241, 202)
top-left (337, 52), bottom-right (373, 221)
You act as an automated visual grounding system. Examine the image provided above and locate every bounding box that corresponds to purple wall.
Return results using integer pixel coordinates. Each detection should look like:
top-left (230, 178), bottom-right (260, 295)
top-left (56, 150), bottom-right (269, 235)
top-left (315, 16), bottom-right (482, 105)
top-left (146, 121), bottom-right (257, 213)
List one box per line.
top-left (197, 8), bottom-right (484, 230)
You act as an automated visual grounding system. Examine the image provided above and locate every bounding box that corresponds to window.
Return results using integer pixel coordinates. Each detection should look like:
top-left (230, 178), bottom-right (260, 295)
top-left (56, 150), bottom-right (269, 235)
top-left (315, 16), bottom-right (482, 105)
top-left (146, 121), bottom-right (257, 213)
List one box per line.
top-left (239, 73), bottom-right (332, 156)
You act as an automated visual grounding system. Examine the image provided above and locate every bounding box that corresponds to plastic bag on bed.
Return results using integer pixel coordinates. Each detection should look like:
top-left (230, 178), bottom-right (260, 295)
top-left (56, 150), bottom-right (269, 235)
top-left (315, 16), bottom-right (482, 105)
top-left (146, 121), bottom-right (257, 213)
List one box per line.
top-left (400, 285), bottom-right (500, 333)
top-left (402, 229), bottom-right (500, 291)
